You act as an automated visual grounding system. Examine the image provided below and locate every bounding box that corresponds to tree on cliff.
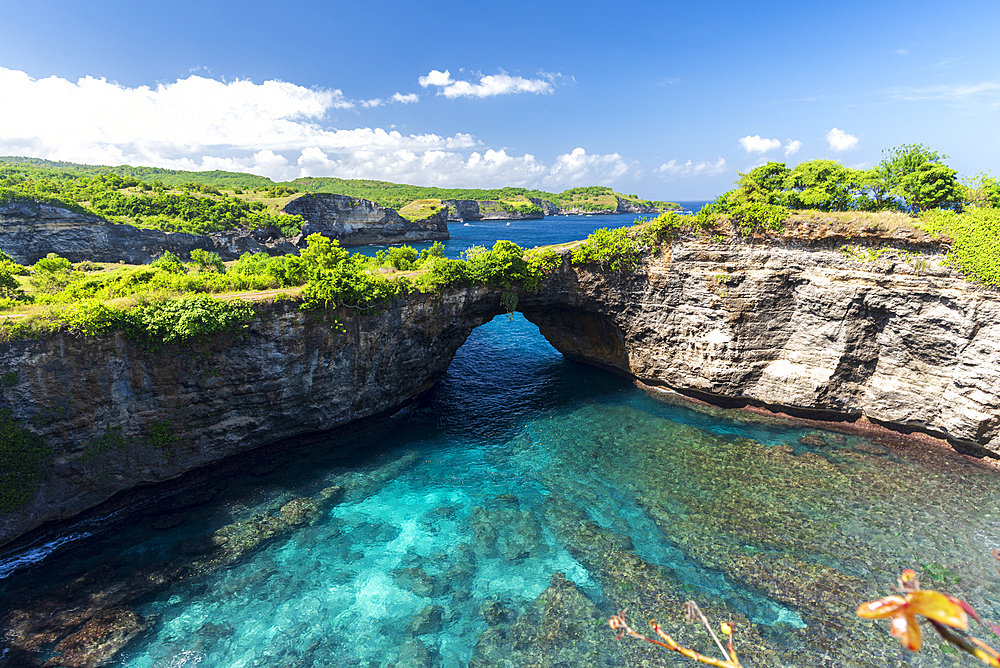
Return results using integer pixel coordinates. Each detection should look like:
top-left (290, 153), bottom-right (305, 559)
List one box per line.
top-left (878, 143), bottom-right (963, 212)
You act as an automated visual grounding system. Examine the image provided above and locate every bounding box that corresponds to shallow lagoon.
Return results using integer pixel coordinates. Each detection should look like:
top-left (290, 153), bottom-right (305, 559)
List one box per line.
top-left (3, 312), bottom-right (1000, 667)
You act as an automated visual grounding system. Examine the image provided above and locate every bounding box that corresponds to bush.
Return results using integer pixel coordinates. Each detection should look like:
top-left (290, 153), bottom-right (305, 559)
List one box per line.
top-left (190, 248), bottom-right (225, 273)
top-left (417, 257), bottom-right (469, 291)
top-left (124, 294), bottom-right (256, 345)
top-left (920, 208), bottom-right (1000, 286)
top-left (571, 227), bottom-right (642, 272)
top-left (640, 212), bottom-right (689, 246)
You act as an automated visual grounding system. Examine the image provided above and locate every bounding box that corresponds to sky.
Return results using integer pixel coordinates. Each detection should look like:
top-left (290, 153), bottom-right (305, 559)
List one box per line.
top-left (0, 0), bottom-right (998, 200)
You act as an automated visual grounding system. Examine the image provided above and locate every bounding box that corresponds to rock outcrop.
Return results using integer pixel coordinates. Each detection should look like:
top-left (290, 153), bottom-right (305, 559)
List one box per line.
top-left (2, 227), bottom-right (999, 549)
top-left (521, 232), bottom-right (1000, 456)
top-left (284, 193), bottom-right (449, 245)
top-left (0, 200), bottom-right (299, 265)
top-left (440, 199), bottom-right (544, 221)
top-left (555, 196), bottom-right (679, 216)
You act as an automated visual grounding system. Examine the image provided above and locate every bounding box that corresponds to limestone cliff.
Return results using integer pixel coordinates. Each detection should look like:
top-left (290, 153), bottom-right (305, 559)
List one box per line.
top-left (555, 196), bottom-right (680, 215)
top-left (440, 199), bottom-right (544, 221)
top-left (0, 200), bottom-right (299, 264)
top-left (522, 226), bottom-right (1000, 456)
top-left (0, 289), bottom-right (503, 548)
top-left (284, 193), bottom-right (449, 245)
top-left (2, 226), bottom-right (999, 549)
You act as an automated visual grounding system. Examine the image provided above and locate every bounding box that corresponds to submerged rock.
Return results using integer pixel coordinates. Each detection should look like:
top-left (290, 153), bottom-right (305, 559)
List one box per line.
top-left (44, 607), bottom-right (148, 668)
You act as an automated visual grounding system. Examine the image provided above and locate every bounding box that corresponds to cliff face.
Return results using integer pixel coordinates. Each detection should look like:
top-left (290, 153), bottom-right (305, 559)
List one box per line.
top-left (0, 290), bottom-right (504, 548)
top-left (0, 201), bottom-right (299, 264)
top-left (285, 194), bottom-right (449, 245)
top-left (555, 197), bottom-right (678, 215)
top-left (2, 231), bottom-right (999, 549)
top-left (440, 199), bottom-right (544, 221)
top-left (522, 235), bottom-right (1000, 455)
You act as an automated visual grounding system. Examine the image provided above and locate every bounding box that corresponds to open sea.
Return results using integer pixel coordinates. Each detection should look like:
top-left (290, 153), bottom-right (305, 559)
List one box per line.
top-left (3, 212), bottom-right (1000, 667)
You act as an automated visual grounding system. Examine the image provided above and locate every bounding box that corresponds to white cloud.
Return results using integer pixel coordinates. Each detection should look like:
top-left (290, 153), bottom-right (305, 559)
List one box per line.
top-left (361, 92), bottom-right (420, 108)
top-left (784, 140), bottom-right (802, 156)
top-left (655, 157), bottom-right (727, 179)
top-left (739, 135), bottom-right (782, 153)
top-left (895, 48), bottom-right (908, 56)
top-left (392, 92), bottom-right (419, 104)
top-left (0, 68), bottom-right (637, 190)
top-left (418, 69), bottom-right (556, 98)
top-left (542, 147), bottom-right (638, 188)
top-left (825, 128), bottom-right (858, 152)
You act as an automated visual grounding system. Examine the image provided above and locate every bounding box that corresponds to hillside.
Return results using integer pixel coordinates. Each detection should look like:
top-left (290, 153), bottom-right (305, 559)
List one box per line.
top-left (0, 158), bottom-right (681, 235)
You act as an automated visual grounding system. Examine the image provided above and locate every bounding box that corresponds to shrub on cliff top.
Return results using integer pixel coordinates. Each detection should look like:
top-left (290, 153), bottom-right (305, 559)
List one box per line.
top-left (571, 227), bottom-right (642, 272)
top-left (123, 294), bottom-right (256, 345)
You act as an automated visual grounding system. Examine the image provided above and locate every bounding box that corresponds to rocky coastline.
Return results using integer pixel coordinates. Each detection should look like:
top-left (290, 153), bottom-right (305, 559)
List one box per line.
top-left (0, 193), bottom-right (451, 265)
top-left (1, 226), bottom-right (998, 551)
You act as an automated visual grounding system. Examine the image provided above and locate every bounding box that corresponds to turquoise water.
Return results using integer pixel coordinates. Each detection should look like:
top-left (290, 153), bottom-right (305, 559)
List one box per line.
top-left (4, 314), bottom-right (1000, 667)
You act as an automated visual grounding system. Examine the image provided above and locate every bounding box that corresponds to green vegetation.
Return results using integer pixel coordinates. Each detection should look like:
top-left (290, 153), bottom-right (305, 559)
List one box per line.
top-left (82, 425), bottom-right (128, 462)
top-left (398, 198), bottom-right (446, 222)
top-left (571, 227), bottom-right (643, 271)
top-left (149, 420), bottom-right (181, 455)
top-left (0, 156), bottom-right (276, 191)
top-left (570, 212), bottom-right (696, 272)
top-left (696, 145), bottom-right (966, 236)
top-left (0, 409), bottom-right (50, 512)
top-left (0, 157), bottom-right (679, 235)
top-left (920, 207), bottom-right (1000, 286)
top-left (0, 163), bottom-right (305, 236)
top-left (689, 144), bottom-right (1000, 287)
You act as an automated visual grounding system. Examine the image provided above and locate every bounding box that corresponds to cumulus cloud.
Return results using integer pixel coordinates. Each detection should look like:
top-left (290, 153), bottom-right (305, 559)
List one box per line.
top-left (418, 69), bottom-right (556, 98)
top-left (739, 135), bottom-right (781, 153)
top-left (784, 140), bottom-right (802, 156)
top-left (655, 158), bottom-right (727, 179)
top-left (0, 67), bottom-right (638, 189)
top-left (542, 147), bottom-right (638, 188)
top-left (825, 128), bottom-right (858, 152)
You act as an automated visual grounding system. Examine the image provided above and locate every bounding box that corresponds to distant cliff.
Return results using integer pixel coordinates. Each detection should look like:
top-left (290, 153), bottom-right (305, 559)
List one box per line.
top-left (440, 199), bottom-right (545, 221)
top-left (555, 196), bottom-right (678, 215)
top-left (0, 193), bottom-right (451, 265)
top-left (0, 200), bottom-right (299, 265)
top-left (285, 193), bottom-right (449, 246)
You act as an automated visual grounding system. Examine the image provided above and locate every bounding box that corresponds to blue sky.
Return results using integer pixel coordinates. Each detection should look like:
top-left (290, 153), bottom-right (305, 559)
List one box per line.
top-left (0, 0), bottom-right (997, 199)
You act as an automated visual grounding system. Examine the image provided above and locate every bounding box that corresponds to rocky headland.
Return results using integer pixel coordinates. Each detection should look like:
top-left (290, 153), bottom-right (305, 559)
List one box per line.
top-left (0, 200), bottom-right (300, 265)
top-left (0, 193), bottom-right (451, 265)
top-left (440, 199), bottom-right (546, 221)
top-left (283, 193), bottom-right (449, 246)
top-left (1, 223), bottom-right (998, 550)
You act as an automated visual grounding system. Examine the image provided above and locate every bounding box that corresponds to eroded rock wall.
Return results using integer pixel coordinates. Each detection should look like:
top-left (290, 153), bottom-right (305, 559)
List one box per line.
top-left (0, 289), bottom-right (504, 548)
top-left (523, 239), bottom-right (1000, 454)
top-left (440, 199), bottom-right (544, 221)
top-left (0, 201), bottom-right (299, 264)
top-left (285, 194), bottom-right (449, 245)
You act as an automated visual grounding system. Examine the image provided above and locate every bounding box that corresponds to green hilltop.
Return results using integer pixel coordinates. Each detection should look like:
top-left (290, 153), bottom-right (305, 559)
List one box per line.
top-left (0, 157), bottom-right (680, 230)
